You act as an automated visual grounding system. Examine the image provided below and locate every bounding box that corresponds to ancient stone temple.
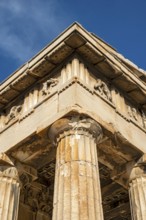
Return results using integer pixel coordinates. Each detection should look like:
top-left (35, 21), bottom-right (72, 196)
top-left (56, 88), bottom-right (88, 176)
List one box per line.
top-left (0, 22), bottom-right (146, 220)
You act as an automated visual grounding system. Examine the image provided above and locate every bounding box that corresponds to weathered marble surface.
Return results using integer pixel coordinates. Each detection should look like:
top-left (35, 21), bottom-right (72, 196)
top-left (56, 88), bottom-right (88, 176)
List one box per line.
top-left (49, 117), bottom-right (104, 220)
top-left (0, 153), bottom-right (20, 220)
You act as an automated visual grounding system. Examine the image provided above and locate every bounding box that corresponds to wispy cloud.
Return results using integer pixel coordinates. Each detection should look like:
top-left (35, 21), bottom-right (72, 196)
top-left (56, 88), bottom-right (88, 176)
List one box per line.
top-left (0, 0), bottom-right (65, 63)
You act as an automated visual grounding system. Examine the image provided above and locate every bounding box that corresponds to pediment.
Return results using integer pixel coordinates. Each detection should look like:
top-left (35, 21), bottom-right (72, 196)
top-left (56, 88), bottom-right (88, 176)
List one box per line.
top-left (0, 22), bottom-right (146, 111)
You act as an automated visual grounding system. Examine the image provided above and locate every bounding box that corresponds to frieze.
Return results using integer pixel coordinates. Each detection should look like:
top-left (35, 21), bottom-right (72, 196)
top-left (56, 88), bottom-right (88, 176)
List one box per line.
top-left (0, 58), bottom-right (146, 135)
top-left (111, 88), bottom-right (130, 122)
top-left (5, 105), bottom-right (22, 125)
top-left (19, 87), bottom-right (39, 120)
top-left (128, 106), bottom-right (138, 121)
top-left (94, 79), bottom-right (112, 102)
top-left (127, 102), bottom-right (144, 128)
top-left (41, 78), bottom-right (59, 96)
top-left (142, 110), bottom-right (146, 129)
top-left (0, 76), bottom-right (59, 131)
top-left (111, 87), bottom-right (146, 130)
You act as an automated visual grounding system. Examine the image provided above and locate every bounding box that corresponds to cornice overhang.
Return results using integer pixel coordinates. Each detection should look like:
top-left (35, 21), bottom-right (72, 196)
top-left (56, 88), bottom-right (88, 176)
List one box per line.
top-left (0, 22), bottom-right (146, 110)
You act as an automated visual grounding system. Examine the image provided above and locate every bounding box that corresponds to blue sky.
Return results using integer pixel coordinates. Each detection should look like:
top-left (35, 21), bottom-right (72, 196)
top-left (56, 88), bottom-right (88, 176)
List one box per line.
top-left (0, 0), bottom-right (146, 83)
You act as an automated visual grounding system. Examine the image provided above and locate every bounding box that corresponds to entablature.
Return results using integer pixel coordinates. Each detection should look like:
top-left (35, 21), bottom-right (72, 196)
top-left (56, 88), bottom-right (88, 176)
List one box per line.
top-left (0, 55), bottom-right (146, 157)
top-left (0, 55), bottom-right (146, 126)
top-left (0, 23), bottom-right (146, 110)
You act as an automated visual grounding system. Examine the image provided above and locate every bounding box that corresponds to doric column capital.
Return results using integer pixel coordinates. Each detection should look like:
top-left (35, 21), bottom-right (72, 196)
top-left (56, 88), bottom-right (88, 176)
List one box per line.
top-left (48, 116), bottom-right (103, 143)
top-left (0, 153), bottom-right (20, 220)
top-left (0, 153), bottom-right (38, 186)
top-left (129, 166), bottom-right (146, 183)
top-left (0, 152), bottom-right (19, 180)
top-left (128, 154), bottom-right (146, 220)
top-left (128, 154), bottom-right (146, 183)
top-left (0, 166), bottom-right (19, 180)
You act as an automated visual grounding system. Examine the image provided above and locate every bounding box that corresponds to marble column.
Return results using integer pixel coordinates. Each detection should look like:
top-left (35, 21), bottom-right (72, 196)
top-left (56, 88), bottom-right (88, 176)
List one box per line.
top-left (0, 153), bottom-right (20, 220)
top-left (49, 116), bottom-right (104, 220)
top-left (129, 165), bottom-right (146, 220)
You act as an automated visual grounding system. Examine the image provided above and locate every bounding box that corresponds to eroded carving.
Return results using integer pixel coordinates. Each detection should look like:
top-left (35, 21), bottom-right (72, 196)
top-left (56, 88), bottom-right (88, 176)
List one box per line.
top-left (141, 110), bottom-right (146, 129)
top-left (128, 106), bottom-right (138, 121)
top-left (42, 78), bottom-right (59, 96)
top-left (6, 105), bottom-right (22, 124)
top-left (94, 79), bottom-right (112, 101)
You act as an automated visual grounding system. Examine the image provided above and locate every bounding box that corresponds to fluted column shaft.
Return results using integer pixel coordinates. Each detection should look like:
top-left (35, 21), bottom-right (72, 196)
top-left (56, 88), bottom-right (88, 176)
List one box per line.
top-left (0, 155), bottom-right (20, 220)
top-left (129, 177), bottom-right (146, 220)
top-left (49, 117), bottom-right (104, 220)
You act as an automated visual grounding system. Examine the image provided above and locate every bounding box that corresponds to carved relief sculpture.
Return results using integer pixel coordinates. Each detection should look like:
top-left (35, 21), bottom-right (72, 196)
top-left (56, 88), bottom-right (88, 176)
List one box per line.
top-left (128, 106), bottom-right (138, 121)
top-left (94, 79), bottom-right (112, 101)
top-left (6, 105), bottom-right (22, 125)
top-left (141, 110), bottom-right (146, 129)
top-left (42, 78), bottom-right (59, 96)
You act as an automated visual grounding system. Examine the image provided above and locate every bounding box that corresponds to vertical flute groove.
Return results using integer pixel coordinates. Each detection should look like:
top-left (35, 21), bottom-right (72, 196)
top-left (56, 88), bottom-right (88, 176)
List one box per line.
top-left (52, 162), bottom-right (58, 220)
top-left (129, 176), bottom-right (146, 220)
top-left (0, 176), bottom-right (20, 220)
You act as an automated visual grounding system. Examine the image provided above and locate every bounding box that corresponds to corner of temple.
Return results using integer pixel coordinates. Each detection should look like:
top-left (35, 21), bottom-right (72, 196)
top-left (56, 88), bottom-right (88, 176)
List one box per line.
top-left (126, 155), bottom-right (146, 184)
top-left (0, 152), bottom-right (19, 180)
